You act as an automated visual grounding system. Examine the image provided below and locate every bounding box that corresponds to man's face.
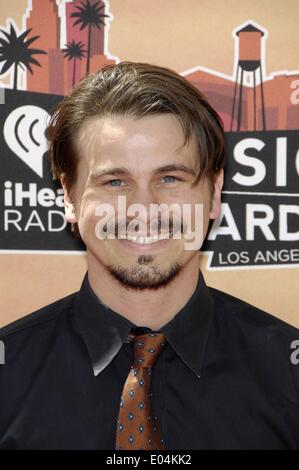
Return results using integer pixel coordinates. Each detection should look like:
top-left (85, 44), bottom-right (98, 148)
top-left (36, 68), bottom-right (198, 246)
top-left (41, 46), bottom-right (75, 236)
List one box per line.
top-left (63, 114), bottom-right (223, 290)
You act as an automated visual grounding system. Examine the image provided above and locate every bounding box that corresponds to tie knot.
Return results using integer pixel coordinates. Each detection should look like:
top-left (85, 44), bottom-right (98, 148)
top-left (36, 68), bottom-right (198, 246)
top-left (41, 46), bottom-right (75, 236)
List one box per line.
top-left (131, 332), bottom-right (166, 368)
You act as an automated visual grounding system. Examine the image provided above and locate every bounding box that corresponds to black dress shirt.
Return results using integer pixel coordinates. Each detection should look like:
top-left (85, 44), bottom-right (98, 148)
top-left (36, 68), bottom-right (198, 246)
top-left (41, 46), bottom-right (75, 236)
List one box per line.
top-left (0, 270), bottom-right (299, 450)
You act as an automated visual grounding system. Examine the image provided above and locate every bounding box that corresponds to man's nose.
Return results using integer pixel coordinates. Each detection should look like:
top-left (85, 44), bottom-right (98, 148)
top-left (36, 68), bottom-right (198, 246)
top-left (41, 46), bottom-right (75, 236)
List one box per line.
top-left (126, 185), bottom-right (159, 228)
top-left (127, 185), bottom-right (159, 209)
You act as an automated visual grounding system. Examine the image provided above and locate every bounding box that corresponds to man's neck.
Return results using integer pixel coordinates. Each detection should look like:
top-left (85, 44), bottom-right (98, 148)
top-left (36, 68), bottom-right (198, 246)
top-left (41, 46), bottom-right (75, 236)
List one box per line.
top-left (87, 253), bottom-right (201, 330)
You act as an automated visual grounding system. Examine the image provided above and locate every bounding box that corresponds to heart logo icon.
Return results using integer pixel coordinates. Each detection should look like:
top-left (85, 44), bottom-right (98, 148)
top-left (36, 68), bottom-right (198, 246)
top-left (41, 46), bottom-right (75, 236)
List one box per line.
top-left (3, 105), bottom-right (50, 178)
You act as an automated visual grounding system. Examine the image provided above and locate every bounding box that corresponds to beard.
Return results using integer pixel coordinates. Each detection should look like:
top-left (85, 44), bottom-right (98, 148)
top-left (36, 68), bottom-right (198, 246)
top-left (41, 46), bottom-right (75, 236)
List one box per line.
top-left (107, 254), bottom-right (183, 290)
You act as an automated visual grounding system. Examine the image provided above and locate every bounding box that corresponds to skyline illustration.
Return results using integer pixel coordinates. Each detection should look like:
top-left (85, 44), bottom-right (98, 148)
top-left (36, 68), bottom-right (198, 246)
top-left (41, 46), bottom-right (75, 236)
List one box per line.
top-left (0, 0), bottom-right (298, 131)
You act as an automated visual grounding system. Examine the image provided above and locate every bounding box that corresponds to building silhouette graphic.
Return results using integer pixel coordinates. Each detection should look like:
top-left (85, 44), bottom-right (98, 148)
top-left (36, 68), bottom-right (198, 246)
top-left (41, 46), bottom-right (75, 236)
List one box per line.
top-left (184, 21), bottom-right (299, 131)
top-left (1, 4), bottom-right (298, 132)
top-left (26, 0), bottom-right (64, 94)
top-left (230, 23), bottom-right (266, 132)
top-left (24, 0), bottom-right (116, 95)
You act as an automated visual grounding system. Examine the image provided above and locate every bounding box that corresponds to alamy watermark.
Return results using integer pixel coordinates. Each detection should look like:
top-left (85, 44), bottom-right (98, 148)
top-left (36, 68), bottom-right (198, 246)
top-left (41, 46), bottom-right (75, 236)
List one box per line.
top-left (0, 88), bottom-right (4, 105)
top-left (0, 340), bottom-right (5, 365)
top-left (290, 80), bottom-right (299, 105)
top-left (290, 339), bottom-right (299, 365)
top-left (93, 196), bottom-right (205, 250)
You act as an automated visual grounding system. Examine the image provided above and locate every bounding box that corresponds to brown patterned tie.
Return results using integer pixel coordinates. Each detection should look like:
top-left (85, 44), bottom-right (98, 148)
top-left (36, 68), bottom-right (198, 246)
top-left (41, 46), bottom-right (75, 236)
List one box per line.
top-left (115, 332), bottom-right (166, 450)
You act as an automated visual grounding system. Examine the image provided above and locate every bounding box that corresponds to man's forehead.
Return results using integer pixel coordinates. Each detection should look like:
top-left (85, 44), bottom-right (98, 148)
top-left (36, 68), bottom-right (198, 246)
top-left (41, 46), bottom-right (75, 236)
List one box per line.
top-left (76, 114), bottom-right (194, 151)
top-left (77, 116), bottom-right (126, 143)
top-left (74, 114), bottom-right (199, 175)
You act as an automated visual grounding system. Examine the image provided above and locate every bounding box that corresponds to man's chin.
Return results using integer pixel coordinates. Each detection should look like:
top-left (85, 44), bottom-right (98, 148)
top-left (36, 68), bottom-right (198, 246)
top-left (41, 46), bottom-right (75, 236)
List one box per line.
top-left (106, 261), bottom-right (183, 291)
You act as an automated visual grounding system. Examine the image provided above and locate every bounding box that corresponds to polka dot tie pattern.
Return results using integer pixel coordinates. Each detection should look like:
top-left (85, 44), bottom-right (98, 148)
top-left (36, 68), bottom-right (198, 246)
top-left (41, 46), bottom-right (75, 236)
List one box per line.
top-left (115, 332), bottom-right (166, 450)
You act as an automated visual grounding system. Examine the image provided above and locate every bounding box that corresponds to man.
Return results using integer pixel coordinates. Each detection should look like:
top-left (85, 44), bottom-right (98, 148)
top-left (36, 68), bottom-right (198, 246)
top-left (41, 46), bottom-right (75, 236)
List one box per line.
top-left (0, 62), bottom-right (298, 450)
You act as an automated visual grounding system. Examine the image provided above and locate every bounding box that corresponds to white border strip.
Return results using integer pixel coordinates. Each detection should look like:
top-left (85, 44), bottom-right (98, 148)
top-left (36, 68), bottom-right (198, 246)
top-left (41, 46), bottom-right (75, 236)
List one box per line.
top-left (222, 191), bottom-right (299, 197)
top-left (0, 250), bottom-right (86, 255)
top-left (0, 250), bottom-right (298, 271)
top-left (203, 251), bottom-right (299, 271)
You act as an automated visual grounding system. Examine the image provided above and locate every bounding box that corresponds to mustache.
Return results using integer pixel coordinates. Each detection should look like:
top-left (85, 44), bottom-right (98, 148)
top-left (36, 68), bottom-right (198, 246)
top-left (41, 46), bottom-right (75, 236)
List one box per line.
top-left (101, 218), bottom-right (186, 236)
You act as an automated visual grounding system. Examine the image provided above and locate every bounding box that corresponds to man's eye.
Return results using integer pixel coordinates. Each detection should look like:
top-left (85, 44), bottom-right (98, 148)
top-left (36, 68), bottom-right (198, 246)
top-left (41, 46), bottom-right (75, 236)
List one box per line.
top-left (105, 179), bottom-right (123, 187)
top-left (162, 175), bottom-right (181, 184)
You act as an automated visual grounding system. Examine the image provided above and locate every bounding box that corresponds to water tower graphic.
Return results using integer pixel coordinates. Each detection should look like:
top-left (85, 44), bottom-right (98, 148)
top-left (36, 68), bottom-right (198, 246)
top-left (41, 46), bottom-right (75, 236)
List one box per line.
top-left (230, 23), bottom-right (267, 132)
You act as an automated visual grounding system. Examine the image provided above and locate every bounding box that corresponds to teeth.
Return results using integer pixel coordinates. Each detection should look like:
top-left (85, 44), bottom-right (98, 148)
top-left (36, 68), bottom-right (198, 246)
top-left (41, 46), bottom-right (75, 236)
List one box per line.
top-left (159, 232), bottom-right (170, 239)
top-left (122, 232), bottom-right (172, 244)
top-left (125, 235), bottom-right (159, 244)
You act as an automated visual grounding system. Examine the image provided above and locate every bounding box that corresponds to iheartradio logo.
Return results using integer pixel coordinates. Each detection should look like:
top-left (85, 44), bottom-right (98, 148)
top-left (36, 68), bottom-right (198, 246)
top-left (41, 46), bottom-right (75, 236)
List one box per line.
top-left (3, 105), bottom-right (50, 178)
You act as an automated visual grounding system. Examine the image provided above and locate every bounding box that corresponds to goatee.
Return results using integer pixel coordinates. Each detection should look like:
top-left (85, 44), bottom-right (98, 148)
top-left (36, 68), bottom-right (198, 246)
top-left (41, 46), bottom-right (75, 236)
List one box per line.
top-left (107, 258), bottom-right (182, 290)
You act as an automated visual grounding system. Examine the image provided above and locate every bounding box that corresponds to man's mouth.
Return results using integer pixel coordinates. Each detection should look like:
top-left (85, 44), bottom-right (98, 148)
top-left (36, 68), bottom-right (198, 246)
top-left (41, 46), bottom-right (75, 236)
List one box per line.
top-left (118, 230), bottom-right (174, 245)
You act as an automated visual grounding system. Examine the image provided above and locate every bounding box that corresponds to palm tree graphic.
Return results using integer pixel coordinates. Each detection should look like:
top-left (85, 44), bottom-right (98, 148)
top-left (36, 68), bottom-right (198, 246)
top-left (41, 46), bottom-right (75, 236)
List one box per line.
top-left (0, 23), bottom-right (47, 90)
top-left (70, 0), bottom-right (109, 76)
top-left (63, 39), bottom-right (86, 86)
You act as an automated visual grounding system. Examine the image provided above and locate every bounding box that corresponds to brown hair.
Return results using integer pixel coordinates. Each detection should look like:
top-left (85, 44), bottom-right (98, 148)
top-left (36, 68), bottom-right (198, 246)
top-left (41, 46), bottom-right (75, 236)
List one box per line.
top-left (46, 61), bottom-right (226, 236)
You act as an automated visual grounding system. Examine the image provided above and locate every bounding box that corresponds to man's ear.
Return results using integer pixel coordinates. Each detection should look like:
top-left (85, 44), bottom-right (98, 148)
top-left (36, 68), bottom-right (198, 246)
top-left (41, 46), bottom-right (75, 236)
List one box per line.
top-left (209, 169), bottom-right (224, 220)
top-left (61, 180), bottom-right (77, 224)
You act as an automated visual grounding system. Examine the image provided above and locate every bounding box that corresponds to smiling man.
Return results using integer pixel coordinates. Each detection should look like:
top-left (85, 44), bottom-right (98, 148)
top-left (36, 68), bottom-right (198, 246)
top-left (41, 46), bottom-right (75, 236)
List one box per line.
top-left (0, 62), bottom-right (298, 450)
top-left (64, 110), bottom-right (221, 329)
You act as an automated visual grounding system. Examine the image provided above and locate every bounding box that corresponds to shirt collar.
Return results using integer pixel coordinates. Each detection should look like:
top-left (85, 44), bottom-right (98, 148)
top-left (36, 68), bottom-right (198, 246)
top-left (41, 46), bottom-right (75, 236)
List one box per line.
top-left (73, 270), bottom-right (214, 378)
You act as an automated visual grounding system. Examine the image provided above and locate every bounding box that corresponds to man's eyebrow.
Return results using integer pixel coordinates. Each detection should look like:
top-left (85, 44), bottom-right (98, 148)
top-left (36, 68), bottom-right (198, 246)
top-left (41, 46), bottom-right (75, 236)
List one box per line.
top-left (90, 164), bottom-right (197, 180)
top-left (89, 167), bottom-right (130, 180)
top-left (152, 164), bottom-right (197, 177)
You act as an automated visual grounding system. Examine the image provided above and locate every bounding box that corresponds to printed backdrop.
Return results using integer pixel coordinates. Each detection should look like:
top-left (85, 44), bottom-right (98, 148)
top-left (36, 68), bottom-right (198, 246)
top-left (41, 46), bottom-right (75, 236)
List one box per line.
top-left (0, 0), bottom-right (298, 327)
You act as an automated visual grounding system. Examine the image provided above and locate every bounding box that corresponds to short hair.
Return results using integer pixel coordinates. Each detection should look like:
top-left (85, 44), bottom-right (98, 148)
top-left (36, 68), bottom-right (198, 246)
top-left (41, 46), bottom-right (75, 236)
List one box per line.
top-left (46, 61), bottom-right (226, 236)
